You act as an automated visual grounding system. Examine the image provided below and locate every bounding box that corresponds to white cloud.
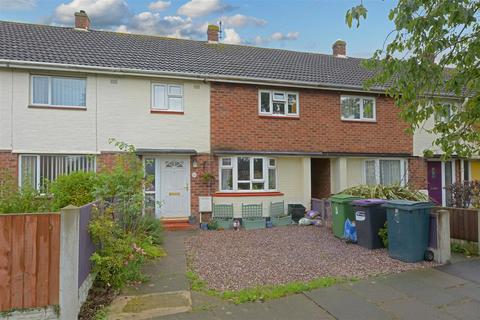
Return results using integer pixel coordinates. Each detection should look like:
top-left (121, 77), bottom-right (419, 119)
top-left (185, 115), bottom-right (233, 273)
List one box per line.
top-left (0, 0), bottom-right (36, 10)
top-left (270, 31), bottom-right (299, 41)
top-left (119, 11), bottom-right (204, 39)
top-left (148, 0), bottom-right (170, 11)
top-left (219, 14), bottom-right (266, 28)
top-left (178, 0), bottom-right (232, 18)
top-left (53, 0), bottom-right (130, 28)
top-left (222, 28), bottom-right (241, 44)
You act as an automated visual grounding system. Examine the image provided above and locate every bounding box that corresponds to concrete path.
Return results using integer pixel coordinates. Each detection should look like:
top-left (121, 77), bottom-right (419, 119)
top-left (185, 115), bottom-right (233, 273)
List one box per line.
top-left (108, 231), bottom-right (196, 319)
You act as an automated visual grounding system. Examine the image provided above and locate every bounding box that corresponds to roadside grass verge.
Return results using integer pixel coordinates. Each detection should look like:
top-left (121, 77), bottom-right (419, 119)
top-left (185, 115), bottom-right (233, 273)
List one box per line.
top-left (186, 270), bottom-right (349, 304)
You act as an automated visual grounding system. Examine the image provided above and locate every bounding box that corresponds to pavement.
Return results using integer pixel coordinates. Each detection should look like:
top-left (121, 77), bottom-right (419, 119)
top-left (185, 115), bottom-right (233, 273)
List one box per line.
top-left (112, 231), bottom-right (480, 320)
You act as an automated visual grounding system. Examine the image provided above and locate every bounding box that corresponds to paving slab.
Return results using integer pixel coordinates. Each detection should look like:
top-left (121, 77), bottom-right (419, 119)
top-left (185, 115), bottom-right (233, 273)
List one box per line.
top-left (304, 285), bottom-right (393, 320)
top-left (444, 282), bottom-right (480, 301)
top-left (265, 294), bottom-right (334, 320)
top-left (341, 279), bottom-right (406, 303)
top-left (381, 298), bottom-right (457, 320)
top-left (441, 299), bottom-right (480, 320)
top-left (437, 259), bottom-right (480, 285)
top-left (378, 271), bottom-right (466, 307)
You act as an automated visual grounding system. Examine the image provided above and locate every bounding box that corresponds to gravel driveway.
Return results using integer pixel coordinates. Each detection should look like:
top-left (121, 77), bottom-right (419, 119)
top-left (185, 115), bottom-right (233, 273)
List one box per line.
top-left (185, 226), bottom-right (435, 291)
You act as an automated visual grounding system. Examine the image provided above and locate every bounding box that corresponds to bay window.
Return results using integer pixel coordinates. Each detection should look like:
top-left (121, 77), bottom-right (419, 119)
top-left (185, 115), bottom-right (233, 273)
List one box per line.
top-left (31, 75), bottom-right (86, 108)
top-left (364, 159), bottom-right (406, 186)
top-left (219, 157), bottom-right (277, 192)
top-left (259, 90), bottom-right (299, 117)
top-left (19, 154), bottom-right (96, 190)
top-left (341, 95), bottom-right (375, 121)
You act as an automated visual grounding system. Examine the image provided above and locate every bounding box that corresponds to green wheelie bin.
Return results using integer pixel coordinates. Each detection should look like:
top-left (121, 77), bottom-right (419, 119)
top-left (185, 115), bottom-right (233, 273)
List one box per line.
top-left (383, 200), bottom-right (432, 262)
top-left (330, 194), bottom-right (363, 238)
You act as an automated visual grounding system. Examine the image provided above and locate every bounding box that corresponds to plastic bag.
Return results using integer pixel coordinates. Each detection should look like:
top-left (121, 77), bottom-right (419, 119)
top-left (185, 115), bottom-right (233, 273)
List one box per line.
top-left (306, 210), bottom-right (320, 219)
top-left (298, 217), bottom-right (313, 225)
top-left (343, 218), bottom-right (357, 242)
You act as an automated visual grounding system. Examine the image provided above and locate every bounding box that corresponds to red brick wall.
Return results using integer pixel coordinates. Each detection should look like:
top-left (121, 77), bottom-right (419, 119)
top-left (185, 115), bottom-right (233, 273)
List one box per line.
top-left (408, 157), bottom-right (427, 190)
top-left (0, 151), bottom-right (18, 185)
top-left (190, 154), bottom-right (217, 218)
top-left (311, 158), bottom-right (331, 198)
top-left (210, 82), bottom-right (412, 154)
top-left (97, 152), bottom-right (120, 172)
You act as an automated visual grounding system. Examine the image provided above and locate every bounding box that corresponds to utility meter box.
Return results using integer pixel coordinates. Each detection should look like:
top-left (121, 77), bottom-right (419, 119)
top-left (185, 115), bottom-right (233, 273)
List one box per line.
top-left (199, 196), bottom-right (212, 212)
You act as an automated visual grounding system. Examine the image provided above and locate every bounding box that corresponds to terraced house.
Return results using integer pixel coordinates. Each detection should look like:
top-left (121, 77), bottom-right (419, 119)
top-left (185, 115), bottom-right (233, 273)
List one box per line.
top-left (0, 11), bottom-right (468, 223)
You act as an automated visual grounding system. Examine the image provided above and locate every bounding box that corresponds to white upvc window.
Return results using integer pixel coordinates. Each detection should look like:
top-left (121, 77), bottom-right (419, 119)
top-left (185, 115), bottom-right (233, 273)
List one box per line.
top-left (259, 90), bottom-right (299, 117)
top-left (341, 95), bottom-right (376, 121)
top-left (364, 159), bottom-right (407, 186)
top-left (31, 75), bottom-right (87, 108)
top-left (151, 83), bottom-right (184, 111)
top-left (219, 156), bottom-right (277, 192)
top-left (434, 102), bottom-right (454, 123)
top-left (19, 154), bottom-right (96, 190)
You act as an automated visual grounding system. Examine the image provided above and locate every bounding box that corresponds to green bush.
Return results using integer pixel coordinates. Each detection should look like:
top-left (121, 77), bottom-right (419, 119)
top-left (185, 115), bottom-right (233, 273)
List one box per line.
top-left (340, 184), bottom-right (429, 201)
top-left (48, 171), bottom-right (97, 210)
top-left (378, 221), bottom-right (388, 248)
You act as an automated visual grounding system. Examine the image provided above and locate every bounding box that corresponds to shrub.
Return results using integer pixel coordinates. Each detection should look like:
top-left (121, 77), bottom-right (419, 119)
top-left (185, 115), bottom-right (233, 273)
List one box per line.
top-left (378, 221), bottom-right (388, 248)
top-left (340, 184), bottom-right (429, 201)
top-left (48, 171), bottom-right (97, 210)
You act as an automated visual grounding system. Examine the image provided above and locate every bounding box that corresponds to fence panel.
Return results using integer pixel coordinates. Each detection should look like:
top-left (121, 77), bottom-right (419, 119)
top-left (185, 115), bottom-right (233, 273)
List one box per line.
top-left (0, 213), bottom-right (60, 312)
top-left (434, 207), bottom-right (478, 242)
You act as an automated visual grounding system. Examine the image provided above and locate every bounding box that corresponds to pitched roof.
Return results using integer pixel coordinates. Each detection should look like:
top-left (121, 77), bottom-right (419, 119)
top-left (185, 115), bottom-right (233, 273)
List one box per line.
top-left (0, 20), bottom-right (380, 91)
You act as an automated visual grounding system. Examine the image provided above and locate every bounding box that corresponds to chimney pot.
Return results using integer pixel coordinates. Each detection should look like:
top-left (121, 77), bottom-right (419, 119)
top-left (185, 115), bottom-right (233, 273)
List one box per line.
top-left (207, 24), bottom-right (219, 43)
top-left (74, 10), bottom-right (90, 30)
top-left (332, 39), bottom-right (347, 57)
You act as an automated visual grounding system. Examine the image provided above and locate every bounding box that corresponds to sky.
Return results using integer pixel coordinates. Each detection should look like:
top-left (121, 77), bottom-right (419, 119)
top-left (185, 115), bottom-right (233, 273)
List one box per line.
top-left (0, 0), bottom-right (397, 58)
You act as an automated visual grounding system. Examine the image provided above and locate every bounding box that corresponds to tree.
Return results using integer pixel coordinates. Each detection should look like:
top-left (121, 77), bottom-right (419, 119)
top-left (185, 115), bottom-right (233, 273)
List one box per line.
top-left (346, 1), bottom-right (480, 158)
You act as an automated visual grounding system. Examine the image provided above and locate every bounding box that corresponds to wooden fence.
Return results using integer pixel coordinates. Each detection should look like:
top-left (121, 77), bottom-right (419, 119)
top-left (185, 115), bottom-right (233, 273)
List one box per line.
top-left (434, 207), bottom-right (479, 242)
top-left (0, 213), bottom-right (60, 312)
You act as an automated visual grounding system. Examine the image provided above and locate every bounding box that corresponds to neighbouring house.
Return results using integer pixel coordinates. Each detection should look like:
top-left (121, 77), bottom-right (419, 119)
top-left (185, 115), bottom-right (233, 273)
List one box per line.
top-left (0, 11), bottom-right (466, 222)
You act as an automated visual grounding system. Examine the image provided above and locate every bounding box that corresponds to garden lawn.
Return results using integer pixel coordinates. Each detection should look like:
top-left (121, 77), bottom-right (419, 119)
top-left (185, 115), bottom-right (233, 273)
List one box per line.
top-left (186, 226), bottom-right (435, 291)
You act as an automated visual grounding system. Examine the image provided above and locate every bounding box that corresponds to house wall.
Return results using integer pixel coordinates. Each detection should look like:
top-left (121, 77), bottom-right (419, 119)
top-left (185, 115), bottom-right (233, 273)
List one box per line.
top-left (0, 69), bottom-right (211, 154)
top-left (210, 82), bottom-right (412, 154)
top-left (213, 157), bottom-right (310, 217)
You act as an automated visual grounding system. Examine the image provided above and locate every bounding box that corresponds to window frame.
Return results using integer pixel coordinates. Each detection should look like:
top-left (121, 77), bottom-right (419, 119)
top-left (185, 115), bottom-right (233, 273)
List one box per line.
top-left (18, 154), bottom-right (96, 190)
top-left (151, 82), bottom-right (184, 112)
top-left (258, 90), bottom-right (300, 117)
top-left (340, 95), bottom-right (376, 122)
top-left (219, 156), bottom-right (278, 192)
top-left (434, 102), bottom-right (455, 123)
top-left (30, 75), bottom-right (87, 109)
top-left (363, 158), bottom-right (407, 186)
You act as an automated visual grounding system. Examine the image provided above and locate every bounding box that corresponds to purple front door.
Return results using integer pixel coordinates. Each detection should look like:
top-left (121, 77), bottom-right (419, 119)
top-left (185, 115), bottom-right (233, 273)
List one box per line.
top-left (427, 162), bottom-right (442, 205)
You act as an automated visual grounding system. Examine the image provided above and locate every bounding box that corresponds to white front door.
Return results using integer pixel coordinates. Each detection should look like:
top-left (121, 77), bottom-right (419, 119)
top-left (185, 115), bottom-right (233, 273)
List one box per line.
top-left (157, 157), bottom-right (190, 218)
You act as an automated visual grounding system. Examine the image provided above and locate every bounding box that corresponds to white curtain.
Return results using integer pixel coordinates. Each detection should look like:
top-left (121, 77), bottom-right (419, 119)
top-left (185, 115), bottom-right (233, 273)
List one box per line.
top-left (380, 160), bottom-right (401, 185)
top-left (51, 77), bottom-right (86, 106)
top-left (21, 156), bottom-right (37, 188)
top-left (365, 160), bottom-right (377, 185)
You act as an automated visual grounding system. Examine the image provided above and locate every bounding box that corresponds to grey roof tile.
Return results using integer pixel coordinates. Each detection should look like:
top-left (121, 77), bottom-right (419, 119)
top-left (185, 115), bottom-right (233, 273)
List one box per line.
top-left (0, 20), bottom-right (381, 90)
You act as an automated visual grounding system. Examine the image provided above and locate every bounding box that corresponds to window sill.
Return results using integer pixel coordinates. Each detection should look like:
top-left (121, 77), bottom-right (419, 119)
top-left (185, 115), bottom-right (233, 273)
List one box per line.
top-left (259, 115), bottom-right (300, 120)
top-left (150, 109), bottom-right (184, 115)
top-left (213, 191), bottom-right (284, 197)
top-left (28, 105), bottom-right (87, 111)
top-left (341, 118), bottom-right (377, 123)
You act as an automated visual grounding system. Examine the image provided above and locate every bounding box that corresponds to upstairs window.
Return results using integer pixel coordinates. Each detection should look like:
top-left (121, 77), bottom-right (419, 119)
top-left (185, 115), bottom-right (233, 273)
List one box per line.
top-left (31, 75), bottom-right (86, 108)
top-left (259, 90), bottom-right (299, 117)
top-left (341, 96), bottom-right (375, 121)
top-left (434, 102), bottom-right (453, 123)
top-left (219, 156), bottom-right (277, 192)
top-left (151, 83), bottom-right (184, 112)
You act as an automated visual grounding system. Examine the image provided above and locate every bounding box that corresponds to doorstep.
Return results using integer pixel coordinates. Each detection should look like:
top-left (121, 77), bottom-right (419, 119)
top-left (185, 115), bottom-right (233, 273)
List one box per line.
top-left (161, 218), bottom-right (195, 231)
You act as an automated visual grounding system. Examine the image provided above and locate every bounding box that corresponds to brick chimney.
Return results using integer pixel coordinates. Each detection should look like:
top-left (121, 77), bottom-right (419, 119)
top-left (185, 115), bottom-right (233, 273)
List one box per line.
top-left (74, 10), bottom-right (90, 30)
top-left (207, 24), bottom-right (219, 43)
top-left (332, 39), bottom-right (346, 57)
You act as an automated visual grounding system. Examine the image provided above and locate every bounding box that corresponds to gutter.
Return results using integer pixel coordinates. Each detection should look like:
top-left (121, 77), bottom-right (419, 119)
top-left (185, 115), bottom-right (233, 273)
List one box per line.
top-left (213, 150), bottom-right (412, 158)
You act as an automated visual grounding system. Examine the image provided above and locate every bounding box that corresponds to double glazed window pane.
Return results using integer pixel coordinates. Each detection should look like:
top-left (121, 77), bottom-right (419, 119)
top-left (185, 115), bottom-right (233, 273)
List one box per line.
top-left (237, 157), bottom-right (250, 181)
top-left (253, 158), bottom-right (263, 179)
top-left (288, 94), bottom-right (297, 114)
top-left (379, 160), bottom-right (401, 185)
top-left (362, 98), bottom-right (374, 119)
top-left (51, 77), bottom-right (86, 106)
top-left (260, 92), bottom-right (270, 113)
top-left (365, 160), bottom-right (376, 185)
top-left (144, 158), bottom-right (156, 192)
top-left (21, 156), bottom-right (38, 188)
top-left (153, 85), bottom-right (166, 109)
top-left (32, 76), bottom-right (49, 105)
top-left (268, 168), bottom-right (276, 189)
top-left (221, 168), bottom-right (233, 190)
top-left (341, 97), bottom-right (361, 119)
top-left (273, 102), bottom-right (285, 114)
